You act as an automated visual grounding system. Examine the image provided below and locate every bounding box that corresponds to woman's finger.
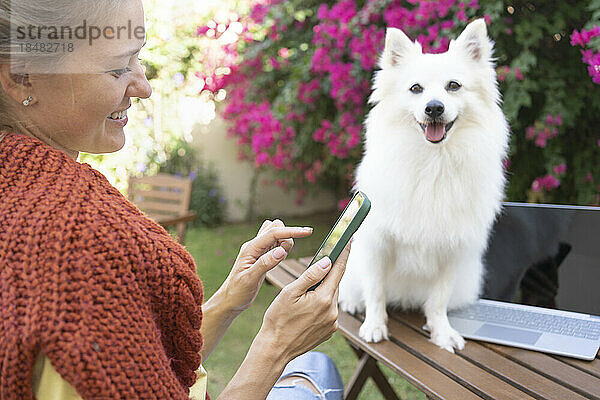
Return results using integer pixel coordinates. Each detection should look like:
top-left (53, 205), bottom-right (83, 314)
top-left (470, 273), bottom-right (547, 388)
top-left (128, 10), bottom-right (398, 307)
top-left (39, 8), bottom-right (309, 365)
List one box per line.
top-left (317, 243), bottom-right (351, 295)
top-left (286, 257), bottom-right (331, 297)
top-left (280, 238), bottom-right (294, 253)
top-left (271, 219), bottom-right (285, 227)
top-left (258, 220), bottom-right (276, 252)
top-left (269, 220), bottom-right (294, 252)
top-left (248, 226), bottom-right (312, 255)
top-left (257, 219), bottom-right (273, 235)
top-left (250, 246), bottom-right (288, 278)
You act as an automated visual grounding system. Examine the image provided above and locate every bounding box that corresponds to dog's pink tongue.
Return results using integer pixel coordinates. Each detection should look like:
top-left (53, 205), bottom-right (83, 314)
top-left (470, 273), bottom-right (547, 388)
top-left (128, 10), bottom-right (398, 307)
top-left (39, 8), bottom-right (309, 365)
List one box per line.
top-left (426, 124), bottom-right (445, 142)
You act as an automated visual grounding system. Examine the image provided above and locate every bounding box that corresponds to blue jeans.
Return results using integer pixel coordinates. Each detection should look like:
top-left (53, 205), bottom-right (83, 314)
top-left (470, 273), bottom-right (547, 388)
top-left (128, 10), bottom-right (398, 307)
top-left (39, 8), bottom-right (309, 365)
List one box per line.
top-left (266, 352), bottom-right (344, 400)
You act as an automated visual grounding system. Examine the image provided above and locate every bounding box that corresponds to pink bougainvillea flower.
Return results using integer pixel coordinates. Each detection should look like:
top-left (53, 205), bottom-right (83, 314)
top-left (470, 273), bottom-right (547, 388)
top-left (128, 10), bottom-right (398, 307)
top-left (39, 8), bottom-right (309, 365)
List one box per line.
top-left (497, 66), bottom-right (510, 82)
top-left (532, 175), bottom-right (561, 192)
top-left (305, 169), bottom-right (317, 183)
top-left (554, 114), bottom-right (563, 125)
top-left (269, 57), bottom-right (280, 69)
top-left (525, 126), bottom-right (536, 140)
top-left (535, 135), bottom-right (547, 148)
top-left (299, 79), bottom-right (321, 103)
top-left (585, 172), bottom-right (594, 183)
top-left (272, 153), bottom-right (285, 170)
top-left (313, 160), bottom-right (323, 173)
top-left (317, 3), bottom-right (329, 19)
top-left (441, 20), bottom-right (455, 30)
top-left (553, 163), bottom-right (567, 175)
top-left (545, 175), bottom-right (561, 189)
top-left (313, 128), bottom-right (325, 142)
top-left (313, 119), bottom-right (332, 142)
top-left (579, 26), bottom-right (600, 45)
top-left (278, 47), bottom-right (290, 58)
top-left (571, 26), bottom-right (600, 84)
top-left (571, 30), bottom-right (583, 47)
top-left (456, 9), bottom-right (467, 22)
top-left (255, 152), bottom-right (269, 166)
top-left (197, 25), bottom-right (210, 35)
top-left (250, 4), bottom-right (269, 23)
top-left (347, 131), bottom-right (362, 149)
top-left (514, 67), bottom-right (524, 80)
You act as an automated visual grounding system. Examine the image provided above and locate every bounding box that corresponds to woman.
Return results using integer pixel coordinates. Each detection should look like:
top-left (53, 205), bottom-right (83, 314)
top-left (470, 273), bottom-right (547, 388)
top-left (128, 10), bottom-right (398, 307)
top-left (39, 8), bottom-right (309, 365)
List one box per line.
top-left (0, 0), bottom-right (348, 399)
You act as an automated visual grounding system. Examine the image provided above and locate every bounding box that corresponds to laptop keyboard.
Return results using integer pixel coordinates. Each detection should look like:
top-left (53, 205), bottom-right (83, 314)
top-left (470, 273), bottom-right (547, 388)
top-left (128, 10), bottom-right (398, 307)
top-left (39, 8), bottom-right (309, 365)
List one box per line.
top-left (450, 303), bottom-right (600, 340)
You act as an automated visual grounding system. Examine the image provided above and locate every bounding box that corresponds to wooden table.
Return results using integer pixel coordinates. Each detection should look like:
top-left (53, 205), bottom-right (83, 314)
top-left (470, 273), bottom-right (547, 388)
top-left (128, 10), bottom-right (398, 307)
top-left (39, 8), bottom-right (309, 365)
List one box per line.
top-left (266, 258), bottom-right (600, 400)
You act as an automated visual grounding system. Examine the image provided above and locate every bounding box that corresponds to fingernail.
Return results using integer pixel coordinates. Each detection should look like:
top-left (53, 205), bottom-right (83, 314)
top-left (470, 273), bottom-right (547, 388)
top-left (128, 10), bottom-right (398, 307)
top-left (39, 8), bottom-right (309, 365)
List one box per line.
top-left (273, 246), bottom-right (286, 259)
top-left (303, 227), bottom-right (313, 232)
top-left (316, 257), bottom-right (331, 269)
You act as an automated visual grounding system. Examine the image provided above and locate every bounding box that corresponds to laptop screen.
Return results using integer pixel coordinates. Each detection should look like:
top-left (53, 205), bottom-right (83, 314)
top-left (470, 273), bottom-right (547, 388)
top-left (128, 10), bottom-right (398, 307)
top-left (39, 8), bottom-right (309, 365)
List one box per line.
top-left (483, 202), bottom-right (600, 316)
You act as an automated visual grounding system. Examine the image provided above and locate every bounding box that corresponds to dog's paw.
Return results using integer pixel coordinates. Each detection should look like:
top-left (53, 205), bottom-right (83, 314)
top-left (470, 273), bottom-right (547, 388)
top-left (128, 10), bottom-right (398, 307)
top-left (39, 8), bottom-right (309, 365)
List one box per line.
top-left (339, 297), bottom-right (364, 315)
top-left (430, 326), bottom-right (465, 353)
top-left (359, 319), bottom-right (389, 343)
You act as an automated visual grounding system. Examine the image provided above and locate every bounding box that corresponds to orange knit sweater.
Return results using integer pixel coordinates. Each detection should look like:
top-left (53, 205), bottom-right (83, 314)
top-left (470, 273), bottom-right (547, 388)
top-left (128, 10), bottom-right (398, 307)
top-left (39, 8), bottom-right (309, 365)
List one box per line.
top-left (0, 132), bottom-right (204, 399)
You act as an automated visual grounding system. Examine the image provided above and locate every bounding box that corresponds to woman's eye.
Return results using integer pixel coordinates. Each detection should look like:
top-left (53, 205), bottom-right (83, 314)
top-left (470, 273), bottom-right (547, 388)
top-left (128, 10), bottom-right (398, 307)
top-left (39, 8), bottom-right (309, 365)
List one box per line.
top-left (410, 84), bottom-right (423, 94)
top-left (110, 67), bottom-right (132, 77)
top-left (446, 81), bottom-right (462, 91)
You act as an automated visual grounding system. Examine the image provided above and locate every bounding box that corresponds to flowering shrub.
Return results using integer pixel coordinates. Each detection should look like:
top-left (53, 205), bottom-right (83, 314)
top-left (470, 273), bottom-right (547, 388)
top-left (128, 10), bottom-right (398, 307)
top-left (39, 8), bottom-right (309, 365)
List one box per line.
top-left (198, 0), bottom-right (600, 206)
top-left (571, 26), bottom-right (600, 83)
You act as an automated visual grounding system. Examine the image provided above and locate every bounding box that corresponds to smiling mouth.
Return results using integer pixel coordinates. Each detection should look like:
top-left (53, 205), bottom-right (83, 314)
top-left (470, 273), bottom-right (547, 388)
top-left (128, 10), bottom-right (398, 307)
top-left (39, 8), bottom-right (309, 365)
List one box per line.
top-left (419, 119), bottom-right (455, 143)
top-left (108, 109), bottom-right (128, 120)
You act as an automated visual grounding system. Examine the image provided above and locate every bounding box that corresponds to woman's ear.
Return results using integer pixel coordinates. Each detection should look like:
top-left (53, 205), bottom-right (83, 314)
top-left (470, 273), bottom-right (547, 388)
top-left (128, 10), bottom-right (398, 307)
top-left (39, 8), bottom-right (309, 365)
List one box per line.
top-left (0, 64), bottom-right (33, 106)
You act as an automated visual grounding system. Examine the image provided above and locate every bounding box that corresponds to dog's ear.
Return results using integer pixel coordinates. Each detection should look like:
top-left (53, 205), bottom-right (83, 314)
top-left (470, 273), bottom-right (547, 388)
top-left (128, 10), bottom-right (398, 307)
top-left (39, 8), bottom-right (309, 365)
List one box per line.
top-left (451, 19), bottom-right (493, 63)
top-left (380, 28), bottom-right (420, 69)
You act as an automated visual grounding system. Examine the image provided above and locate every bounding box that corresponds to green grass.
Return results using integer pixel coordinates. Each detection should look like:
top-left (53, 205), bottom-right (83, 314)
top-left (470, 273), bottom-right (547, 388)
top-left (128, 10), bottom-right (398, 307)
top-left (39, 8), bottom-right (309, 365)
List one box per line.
top-left (178, 214), bottom-right (426, 400)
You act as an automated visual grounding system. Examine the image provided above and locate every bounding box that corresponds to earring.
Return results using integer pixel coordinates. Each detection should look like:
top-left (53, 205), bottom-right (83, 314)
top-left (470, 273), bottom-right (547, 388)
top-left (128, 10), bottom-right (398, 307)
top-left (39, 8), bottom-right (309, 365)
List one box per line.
top-left (23, 96), bottom-right (33, 106)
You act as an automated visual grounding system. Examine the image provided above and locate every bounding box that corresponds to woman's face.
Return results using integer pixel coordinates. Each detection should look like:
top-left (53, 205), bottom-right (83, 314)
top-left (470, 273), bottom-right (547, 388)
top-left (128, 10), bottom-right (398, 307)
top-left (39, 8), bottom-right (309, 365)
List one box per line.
top-left (24, 0), bottom-right (152, 159)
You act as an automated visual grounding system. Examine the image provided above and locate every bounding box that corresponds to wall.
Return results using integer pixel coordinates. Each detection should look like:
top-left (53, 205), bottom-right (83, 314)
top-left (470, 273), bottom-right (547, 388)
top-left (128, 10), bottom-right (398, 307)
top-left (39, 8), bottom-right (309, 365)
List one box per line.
top-left (191, 116), bottom-right (338, 222)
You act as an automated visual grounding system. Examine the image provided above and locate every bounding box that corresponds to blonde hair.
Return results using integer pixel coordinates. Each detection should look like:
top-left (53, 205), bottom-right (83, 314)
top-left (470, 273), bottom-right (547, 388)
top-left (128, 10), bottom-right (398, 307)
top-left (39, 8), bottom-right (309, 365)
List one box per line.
top-left (0, 0), bottom-right (121, 133)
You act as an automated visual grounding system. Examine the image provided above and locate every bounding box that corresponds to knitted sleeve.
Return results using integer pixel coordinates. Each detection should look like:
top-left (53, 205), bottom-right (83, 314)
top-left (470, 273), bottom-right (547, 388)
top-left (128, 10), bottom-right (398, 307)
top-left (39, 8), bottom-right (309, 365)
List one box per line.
top-left (34, 169), bottom-right (204, 399)
top-left (0, 136), bottom-right (204, 399)
top-left (37, 235), bottom-right (201, 399)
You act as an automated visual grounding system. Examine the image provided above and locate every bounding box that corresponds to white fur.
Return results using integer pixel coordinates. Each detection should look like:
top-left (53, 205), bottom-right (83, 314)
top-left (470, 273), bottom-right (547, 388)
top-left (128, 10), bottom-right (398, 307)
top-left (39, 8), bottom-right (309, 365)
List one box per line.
top-left (338, 19), bottom-right (510, 352)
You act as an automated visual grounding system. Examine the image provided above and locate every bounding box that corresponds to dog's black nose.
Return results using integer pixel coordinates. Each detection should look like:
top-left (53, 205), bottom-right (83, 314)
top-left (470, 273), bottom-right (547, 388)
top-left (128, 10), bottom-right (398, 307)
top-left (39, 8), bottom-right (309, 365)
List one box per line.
top-left (425, 100), bottom-right (445, 118)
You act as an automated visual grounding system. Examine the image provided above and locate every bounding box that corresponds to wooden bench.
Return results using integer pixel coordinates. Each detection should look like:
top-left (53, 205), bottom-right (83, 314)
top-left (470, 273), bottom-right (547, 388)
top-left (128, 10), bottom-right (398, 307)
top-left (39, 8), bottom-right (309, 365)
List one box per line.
top-left (128, 173), bottom-right (196, 245)
top-left (266, 257), bottom-right (600, 400)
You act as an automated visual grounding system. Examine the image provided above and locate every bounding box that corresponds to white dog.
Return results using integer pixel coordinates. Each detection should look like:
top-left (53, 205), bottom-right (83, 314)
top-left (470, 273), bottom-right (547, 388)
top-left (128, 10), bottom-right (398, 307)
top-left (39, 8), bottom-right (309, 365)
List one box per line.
top-left (338, 19), bottom-right (509, 352)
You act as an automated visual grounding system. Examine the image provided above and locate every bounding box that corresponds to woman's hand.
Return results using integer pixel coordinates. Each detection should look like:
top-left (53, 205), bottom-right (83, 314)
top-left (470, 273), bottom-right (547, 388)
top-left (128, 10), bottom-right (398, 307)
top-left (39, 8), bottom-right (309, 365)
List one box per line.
top-left (200, 219), bottom-right (312, 360)
top-left (220, 219), bottom-right (313, 313)
top-left (217, 244), bottom-right (350, 400)
top-left (255, 243), bottom-right (351, 363)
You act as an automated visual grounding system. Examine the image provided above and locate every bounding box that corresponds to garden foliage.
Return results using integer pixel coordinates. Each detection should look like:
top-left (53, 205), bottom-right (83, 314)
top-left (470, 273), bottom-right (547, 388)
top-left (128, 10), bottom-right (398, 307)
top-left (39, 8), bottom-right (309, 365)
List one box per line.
top-left (199, 0), bottom-right (600, 205)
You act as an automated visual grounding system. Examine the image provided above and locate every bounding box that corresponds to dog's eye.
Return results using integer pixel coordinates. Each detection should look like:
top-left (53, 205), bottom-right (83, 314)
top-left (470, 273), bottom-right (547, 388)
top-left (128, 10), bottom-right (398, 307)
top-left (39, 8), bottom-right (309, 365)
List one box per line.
top-left (409, 84), bottom-right (423, 94)
top-left (446, 81), bottom-right (462, 91)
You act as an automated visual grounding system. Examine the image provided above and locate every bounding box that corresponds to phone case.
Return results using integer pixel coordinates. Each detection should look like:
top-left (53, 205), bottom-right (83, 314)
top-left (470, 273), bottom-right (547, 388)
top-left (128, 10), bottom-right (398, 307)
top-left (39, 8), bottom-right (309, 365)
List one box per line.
top-left (307, 191), bottom-right (371, 291)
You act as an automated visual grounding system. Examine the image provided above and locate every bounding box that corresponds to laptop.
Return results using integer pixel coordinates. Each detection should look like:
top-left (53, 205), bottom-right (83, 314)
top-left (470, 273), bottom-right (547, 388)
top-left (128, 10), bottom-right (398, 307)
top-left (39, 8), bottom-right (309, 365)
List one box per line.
top-left (448, 202), bottom-right (600, 360)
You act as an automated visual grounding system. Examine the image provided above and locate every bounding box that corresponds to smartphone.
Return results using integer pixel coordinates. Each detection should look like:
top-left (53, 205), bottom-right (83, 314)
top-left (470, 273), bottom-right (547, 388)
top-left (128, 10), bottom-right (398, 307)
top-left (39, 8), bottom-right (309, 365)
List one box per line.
top-left (307, 191), bottom-right (371, 291)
